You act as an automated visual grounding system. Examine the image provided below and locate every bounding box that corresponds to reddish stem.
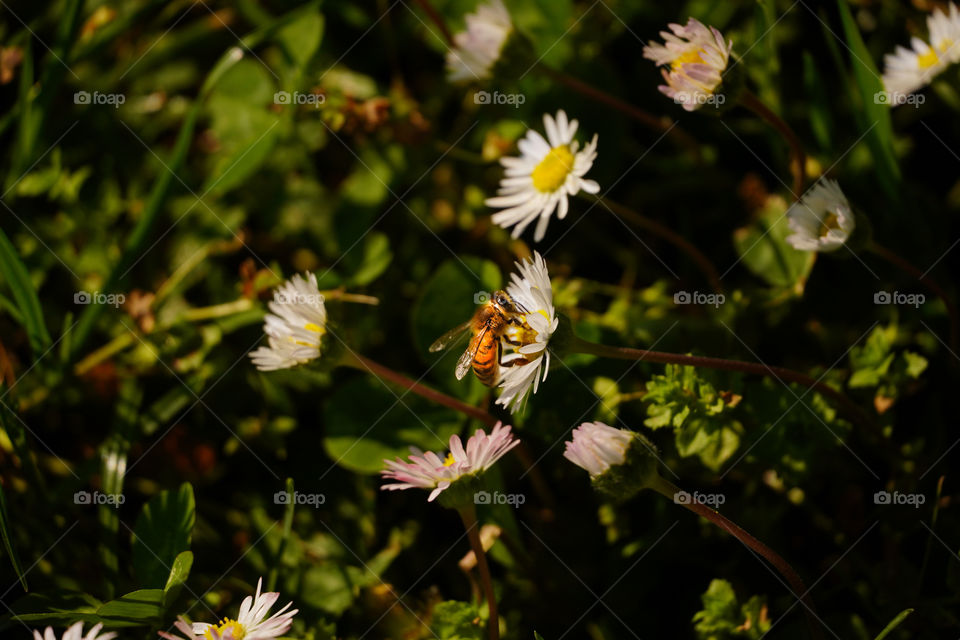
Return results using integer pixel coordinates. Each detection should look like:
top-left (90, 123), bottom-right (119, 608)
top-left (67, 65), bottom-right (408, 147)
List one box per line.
top-left (741, 90), bottom-right (806, 198)
top-left (651, 476), bottom-right (823, 639)
top-left (869, 242), bottom-right (959, 351)
top-left (571, 337), bottom-right (870, 428)
top-left (537, 64), bottom-right (703, 161)
top-left (346, 353), bottom-right (496, 426)
top-left (413, 0), bottom-right (454, 46)
top-left (596, 195), bottom-right (723, 294)
top-left (460, 505), bottom-right (500, 640)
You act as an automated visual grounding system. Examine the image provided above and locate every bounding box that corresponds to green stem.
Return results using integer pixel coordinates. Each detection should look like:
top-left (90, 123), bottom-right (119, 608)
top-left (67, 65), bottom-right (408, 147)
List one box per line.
top-left (459, 505), bottom-right (499, 640)
top-left (589, 195), bottom-right (723, 293)
top-left (650, 476), bottom-right (823, 639)
top-left (868, 242), bottom-right (959, 351)
top-left (740, 90), bottom-right (806, 197)
top-left (569, 334), bottom-right (870, 427)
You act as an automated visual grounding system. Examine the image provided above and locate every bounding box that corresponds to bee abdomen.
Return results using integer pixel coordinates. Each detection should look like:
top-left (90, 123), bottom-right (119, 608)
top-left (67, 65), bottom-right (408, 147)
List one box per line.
top-left (473, 337), bottom-right (498, 387)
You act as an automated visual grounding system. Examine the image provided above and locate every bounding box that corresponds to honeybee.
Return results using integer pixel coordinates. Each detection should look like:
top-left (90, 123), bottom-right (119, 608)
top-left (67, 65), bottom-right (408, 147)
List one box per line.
top-left (429, 291), bottom-right (533, 386)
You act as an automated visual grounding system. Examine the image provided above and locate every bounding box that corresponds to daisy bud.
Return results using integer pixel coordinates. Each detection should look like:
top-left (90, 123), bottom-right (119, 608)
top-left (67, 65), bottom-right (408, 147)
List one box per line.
top-left (446, 0), bottom-right (534, 83)
top-left (564, 422), bottom-right (660, 501)
top-left (785, 179), bottom-right (865, 253)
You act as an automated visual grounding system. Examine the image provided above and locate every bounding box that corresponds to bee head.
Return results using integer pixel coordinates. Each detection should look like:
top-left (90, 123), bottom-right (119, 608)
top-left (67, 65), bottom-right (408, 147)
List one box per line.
top-left (492, 290), bottom-right (513, 309)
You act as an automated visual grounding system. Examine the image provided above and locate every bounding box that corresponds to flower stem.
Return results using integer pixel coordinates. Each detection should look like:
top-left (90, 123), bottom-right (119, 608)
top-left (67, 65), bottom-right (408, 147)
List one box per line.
top-left (413, 0), bottom-right (454, 45)
top-left (590, 194), bottom-right (723, 293)
top-left (536, 63), bottom-right (703, 161)
top-left (342, 352), bottom-right (497, 427)
top-left (868, 242), bottom-right (959, 350)
top-left (650, 475), bottom-right (823, 639)
top-left (740, 90), bottom-right (805, 197)
top-left (459, 505), bottom-right (500, 640)
top-left (568, 335), bottom-right (871, 428)
top-left (340, 351), bottom-right (558, 506)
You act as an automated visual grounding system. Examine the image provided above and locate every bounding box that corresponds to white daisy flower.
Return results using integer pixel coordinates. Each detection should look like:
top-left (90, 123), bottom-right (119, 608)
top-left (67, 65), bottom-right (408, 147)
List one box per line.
top-left (381, 423), bottom-right (520, 502)
top-left (563, 422), bottom-right (634, 478)
top-left (882, 4), bottom-right (960, 101)
top-left (33, 622), bottom-right (116, 640)
top-left (159, 577), bottom-right (298, 640)
top-left (496, 252), bottom-right (558, 413)
top-left (485, 110), bottom-right (599, 242)
top-left (249, 272), bottom-right (327, 371)
top-left (445, 0), bottom-right (513, 82)
top-left (642, 17), bottom-right (733, 111)
top-left (785, 179), bottom-right (856, 253)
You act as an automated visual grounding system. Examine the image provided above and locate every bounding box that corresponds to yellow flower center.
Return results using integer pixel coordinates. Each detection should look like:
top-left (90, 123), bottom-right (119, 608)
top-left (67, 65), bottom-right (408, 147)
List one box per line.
top-left (205, 618), bottom-right (245, 640)
top-left (304, 322), bottom-right (325, 334)
top-left (531, 145), bottom-right (574, 193)
top-left (443, 453), bottom-right (456, 467)
top-left (671, 48), bottom-right (705, 71)
top-left (918, 48), bottom-right (940, 69)
top-left (819, 212), bottom-right (841, 237)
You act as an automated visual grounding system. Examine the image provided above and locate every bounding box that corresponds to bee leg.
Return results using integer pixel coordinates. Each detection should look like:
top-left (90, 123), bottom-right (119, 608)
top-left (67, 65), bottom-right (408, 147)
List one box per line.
top-left (498, 340), bottom-right (520, 368)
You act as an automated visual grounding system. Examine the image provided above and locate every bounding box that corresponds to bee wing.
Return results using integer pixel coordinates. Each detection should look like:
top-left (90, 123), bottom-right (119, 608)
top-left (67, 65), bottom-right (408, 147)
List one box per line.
top-left (429, 321), bottom-right (471, 352)
top-left (455, 328), bottom-right (486, 380)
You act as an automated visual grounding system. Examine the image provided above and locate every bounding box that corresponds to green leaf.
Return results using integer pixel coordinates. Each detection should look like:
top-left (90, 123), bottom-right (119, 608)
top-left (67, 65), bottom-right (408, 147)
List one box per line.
top-left (97, 589), bottom-right (165, 624)
top-left (431, 600), bottom-right (485, 640)
top-left (299, 564), bottom-right (355, 617)
top-left (10, 591), bottom-right (103, 625)
top-left (903, 351), bottom-right (928, 379)
top-left (346, 232), bottom-right (393, 286)
top-left (131, 483), bottom-right (196, 588)
top-left (836, 0), bottom-right (900, 194)
top-left (276, 8), bottom-right (324, 67)
top-left (162, 551), bottom-right (194, 609)
top-left (322, 377), bottom-right (462, 474)
top-left (643, 365), bottom-right (743, 471)
top-left (0, 226), bottom-right (51, 355)
top-left (693, 579), bottom-right (770, 639)
top-left (592, 376), bottom-right (620, 425)
top-left (0, 481), bottom-right (27, 590)
top-left (732, 196), bottom-right (814, 290)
